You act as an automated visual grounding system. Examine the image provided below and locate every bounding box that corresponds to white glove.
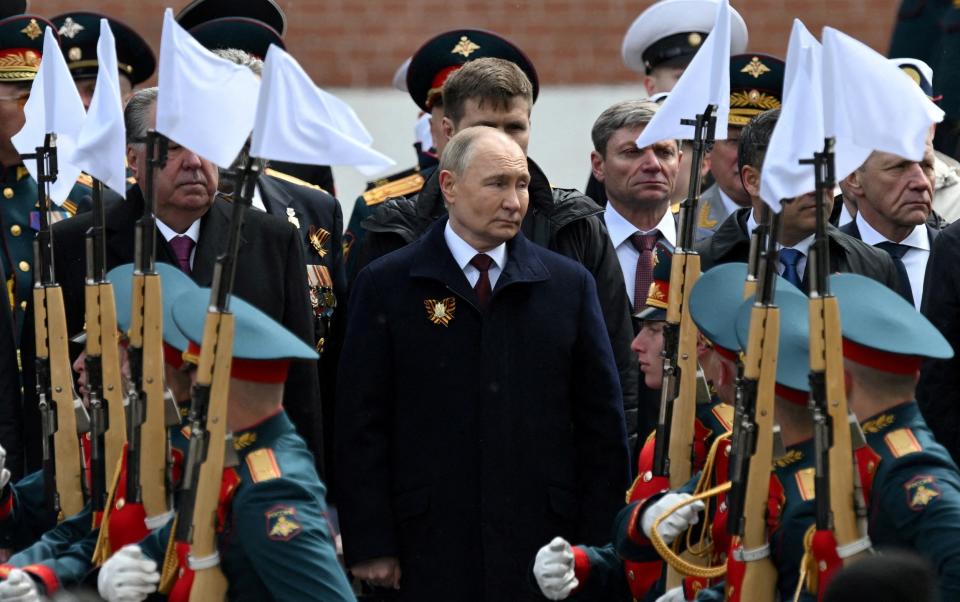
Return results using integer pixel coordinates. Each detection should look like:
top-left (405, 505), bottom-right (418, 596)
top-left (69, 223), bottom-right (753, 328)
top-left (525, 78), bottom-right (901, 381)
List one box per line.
top-left (0, 444), bottom-right (10, 490)
top-left (0, 570), bottom-right (38, 602)
top-left (640, 493), bottom-right (705, 545)
top-left (97, 545), bottom-right (160, 602)
top-left (533, 536), bottom-right (579, 600)
top-left (656, 585), bottom-right (688, 602)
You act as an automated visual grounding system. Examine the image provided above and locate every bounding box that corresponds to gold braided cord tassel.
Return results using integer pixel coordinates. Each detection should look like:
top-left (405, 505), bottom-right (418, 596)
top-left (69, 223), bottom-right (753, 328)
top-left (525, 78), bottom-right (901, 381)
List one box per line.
top-left (158, 518), bottom-right (180, 595)
top-left (91, 455), bottom-right (124, 566)
top-left (649, 482), bottom-right (732, 579)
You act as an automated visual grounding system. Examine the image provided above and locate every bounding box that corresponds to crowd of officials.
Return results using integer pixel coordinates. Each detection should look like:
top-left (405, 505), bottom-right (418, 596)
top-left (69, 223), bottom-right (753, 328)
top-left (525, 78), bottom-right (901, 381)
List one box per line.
top-left (0, 0), bottom-right (956, 600)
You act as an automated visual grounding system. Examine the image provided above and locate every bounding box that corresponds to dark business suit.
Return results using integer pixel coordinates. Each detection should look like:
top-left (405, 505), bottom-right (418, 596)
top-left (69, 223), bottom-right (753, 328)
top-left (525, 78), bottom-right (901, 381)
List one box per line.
top-left (337, 218), bottom-right (629, 601)
top-left (697, 208), bottom-right (904, 293)
top-left (16, 185), bottom-right (321, 475)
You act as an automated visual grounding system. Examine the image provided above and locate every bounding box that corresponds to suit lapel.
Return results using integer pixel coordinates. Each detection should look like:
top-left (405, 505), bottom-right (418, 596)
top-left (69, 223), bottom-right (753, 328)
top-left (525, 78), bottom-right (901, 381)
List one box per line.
top-left (192, 196), bottom-right (233, 285)
top-left (257, 175), bottom-right (293, 216)
top-left (409, 219), bottom-right (477, 306)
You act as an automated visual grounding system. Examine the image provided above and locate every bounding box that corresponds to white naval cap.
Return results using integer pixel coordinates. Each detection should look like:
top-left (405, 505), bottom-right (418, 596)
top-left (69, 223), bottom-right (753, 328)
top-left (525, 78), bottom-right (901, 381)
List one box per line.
top-left (622, 0), bottom-right (749, 74)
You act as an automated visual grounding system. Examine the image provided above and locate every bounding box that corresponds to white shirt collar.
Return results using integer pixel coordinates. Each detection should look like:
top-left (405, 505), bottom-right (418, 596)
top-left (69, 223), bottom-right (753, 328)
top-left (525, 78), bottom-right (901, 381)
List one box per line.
top-left (718, 188), bottom-right (744, 220)
top-left (444, 221), bottom-right (508, 272)
top-left (604, 202), bottom-right (677, 247)
top-left (156, 218), bottom-right (201, 243)
top-left (856, 212), bottom-right (930, 251)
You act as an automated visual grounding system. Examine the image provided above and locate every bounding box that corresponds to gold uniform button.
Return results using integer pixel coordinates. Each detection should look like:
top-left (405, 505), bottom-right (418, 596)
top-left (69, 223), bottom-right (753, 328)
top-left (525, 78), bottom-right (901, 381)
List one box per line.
top-left (19, 301), bottom-right (26, 310)
top-left (3, 188), bottom-right (12, 199)
top-left (18, 261), bottom-right (28, 272)
top-left (9, 225), bottom-right (20, 236)
top-left (642, 470), bottom-right (653, 483)
top-left (115, 497), bottom-right (125, 510)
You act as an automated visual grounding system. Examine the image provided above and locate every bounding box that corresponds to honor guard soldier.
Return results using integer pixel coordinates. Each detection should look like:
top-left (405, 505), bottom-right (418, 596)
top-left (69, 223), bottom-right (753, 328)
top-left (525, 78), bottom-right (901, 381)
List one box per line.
top-left (832, 273), bottom-right (960, 601)
top-left (344, 28), bottom-right (540, 283)
top-left (97, 290), bottom-right (355, 602)
top-left (50, 12), bottom-right (155, 109)
top-left (0, 14), bottom-right (93, 342)
top-left (584, 0), bottom-right (748, 206)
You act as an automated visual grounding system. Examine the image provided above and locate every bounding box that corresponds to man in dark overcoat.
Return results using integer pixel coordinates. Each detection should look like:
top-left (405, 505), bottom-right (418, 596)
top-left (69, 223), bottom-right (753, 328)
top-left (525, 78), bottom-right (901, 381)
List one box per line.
top-left (336, 127), bottom-right (629, 601)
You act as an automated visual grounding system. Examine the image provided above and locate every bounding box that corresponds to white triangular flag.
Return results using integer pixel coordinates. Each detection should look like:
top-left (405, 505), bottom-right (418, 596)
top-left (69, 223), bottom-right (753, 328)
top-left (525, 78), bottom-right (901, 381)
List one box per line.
top-left (66, 20), bottom-right (127, 195)
top-left (251, 45), bottom-right (394, 176)
top-left (822, 27), bottom-right (943, 181)
top-left (11, 26), bottom-right (86, 206)
top-left (759, 20), bottom-right (823, 209)
top-left (635, 0), bottom-right (731, 148)
top-left (155, 8), bottom-right (260, 168)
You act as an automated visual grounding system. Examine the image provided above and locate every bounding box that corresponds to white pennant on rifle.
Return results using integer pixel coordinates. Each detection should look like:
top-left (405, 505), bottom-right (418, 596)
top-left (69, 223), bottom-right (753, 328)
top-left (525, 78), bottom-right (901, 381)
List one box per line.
top-left (11, 26), bottom-right (86, 206)
top-left (635, 0), bottom-right (731, 148)
top-left (155, 8), bottom-right (260, 168)
top-left (66, 19), bottom-right (127, 196)
top-left (250, 45), bottom-right (394, 176)
top-left (822, 27), bottom-right (943, 181)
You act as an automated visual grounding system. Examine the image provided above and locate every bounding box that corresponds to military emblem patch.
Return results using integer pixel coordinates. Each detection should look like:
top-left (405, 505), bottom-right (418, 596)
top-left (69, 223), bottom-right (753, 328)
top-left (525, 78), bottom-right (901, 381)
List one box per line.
top-left (20, 19), bottom-right (42, 41)
top-left (904, 475), bottom-right (940, 511)
top-left (424, 297), bottom-right (456, 326)
top-left (741, 56), bottom-right (771, 79)
top-left (451, 35), bottom-right (480, 57)
top-left (265, 505), bottom-right (302, 541)
top-left (308, 225), bottom-right (330, 258)
top-left (58, 17), bottom-right (84, 39)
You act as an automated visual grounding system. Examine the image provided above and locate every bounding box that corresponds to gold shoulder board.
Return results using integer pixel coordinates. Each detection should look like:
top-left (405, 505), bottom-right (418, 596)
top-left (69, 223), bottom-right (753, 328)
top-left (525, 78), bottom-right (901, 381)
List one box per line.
top-left (884, 428), bottom-right (922, 458)
top-left (246, 448), bottom-right (282, 483)
top-left (76, 173), bottom-right (93, 188)
top-left (362, 172), bottom-right (425, 207)
top-left (264, 168), bottom-right (328, 194)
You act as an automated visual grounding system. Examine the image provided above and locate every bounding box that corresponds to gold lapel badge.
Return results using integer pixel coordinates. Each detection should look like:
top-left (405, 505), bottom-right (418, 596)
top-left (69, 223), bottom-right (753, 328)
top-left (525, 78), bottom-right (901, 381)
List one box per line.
top-left (308, 225), bottom-right (330, 258)
top-left (424, 297), bottom-right (456, 326)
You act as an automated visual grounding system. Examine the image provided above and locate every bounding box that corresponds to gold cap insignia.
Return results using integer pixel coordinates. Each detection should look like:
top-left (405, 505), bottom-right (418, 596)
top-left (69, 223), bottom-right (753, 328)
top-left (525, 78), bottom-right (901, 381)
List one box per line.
top-left (688, 32), bottom-right (703, 47)
top-left (68, 47), bottom-right (82, 62)
top-left (451, 35), bottom-right (480, 58)
top-left (58, 17), bottom-right (84, 39)
top-left (20, 19), bottom-right (42, 41)
top-left (285, 207), bottom-right (300, 229)
top-left (741, 56), bottom-right (771, 79)
top-left (424, 297), bottom-right (456, 326)
top-left (904, 475), bottom-right (940, 510)
top-left (308, 225), bottom-right (330, 258)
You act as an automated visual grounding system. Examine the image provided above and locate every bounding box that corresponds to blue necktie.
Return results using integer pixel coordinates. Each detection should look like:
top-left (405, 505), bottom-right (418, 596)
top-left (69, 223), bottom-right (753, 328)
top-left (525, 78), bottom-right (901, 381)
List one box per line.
top-left (779, 248), bottom-right (804, 289)
top-left (875, 241), bottom-right (914, 305)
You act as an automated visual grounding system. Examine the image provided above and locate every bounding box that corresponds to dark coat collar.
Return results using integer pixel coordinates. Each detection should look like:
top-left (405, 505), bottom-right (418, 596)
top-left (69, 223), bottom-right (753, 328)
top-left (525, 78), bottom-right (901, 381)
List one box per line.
top-left (409, 217), bottom-right (550, 308)
top-left (258, 174), bottom-right (293, 211)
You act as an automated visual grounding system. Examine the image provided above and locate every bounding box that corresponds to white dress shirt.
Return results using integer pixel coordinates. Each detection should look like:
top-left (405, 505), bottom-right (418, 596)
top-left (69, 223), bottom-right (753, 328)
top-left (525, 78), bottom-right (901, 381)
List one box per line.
top-left (604, 202), bottom-right (677, 307)
top-left (856, 213), bottom-right (929, 310)
top-left (444, 221), bottom-right (507, 289)
top-left (156, 218), bottom-right (201, 270)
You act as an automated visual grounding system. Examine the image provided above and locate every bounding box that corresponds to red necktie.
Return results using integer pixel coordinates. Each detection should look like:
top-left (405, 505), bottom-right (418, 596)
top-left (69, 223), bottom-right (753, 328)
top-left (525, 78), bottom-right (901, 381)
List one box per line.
top-left (169, 235), bottom-right (195, 276)
top-left (470, 253), bottom-right (494, 310)
top-left (629, 233), bottom-right (659, 312)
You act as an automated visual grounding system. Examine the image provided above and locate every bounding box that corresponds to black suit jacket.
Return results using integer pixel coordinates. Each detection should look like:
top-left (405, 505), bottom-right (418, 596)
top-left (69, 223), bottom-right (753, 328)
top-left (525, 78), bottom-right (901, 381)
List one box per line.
top-left (697, 208), bottom-right (904, 293)
top-left (15, 185), bottom-right (321, 475)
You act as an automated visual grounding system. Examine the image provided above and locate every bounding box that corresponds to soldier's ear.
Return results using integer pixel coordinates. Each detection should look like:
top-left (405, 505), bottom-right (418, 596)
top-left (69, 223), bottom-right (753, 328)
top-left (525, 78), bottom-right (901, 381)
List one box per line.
top-left (441, 117), bottom-right (456, 144)
top-left (126, 146), bottom-right (139, 179)
top-left (843, 169), bottom-right (865, 200)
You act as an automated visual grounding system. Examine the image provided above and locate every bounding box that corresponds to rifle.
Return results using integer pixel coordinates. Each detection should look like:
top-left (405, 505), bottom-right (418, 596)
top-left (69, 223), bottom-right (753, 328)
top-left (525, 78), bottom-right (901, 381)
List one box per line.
top-left (84, 177), bottom-right (126, 523)
top-left (725, 206), bottom-right (781, 601)
top-left (28, 134), bottom-right (89, 520)
top-left (174, 157), bottom-right (259, 600)
top-left (802, 139), bottom-right (871, 592)
top-left (125, 131), bottom-right (173, 526)
top-left (652, 104), bottom-right (717, 490)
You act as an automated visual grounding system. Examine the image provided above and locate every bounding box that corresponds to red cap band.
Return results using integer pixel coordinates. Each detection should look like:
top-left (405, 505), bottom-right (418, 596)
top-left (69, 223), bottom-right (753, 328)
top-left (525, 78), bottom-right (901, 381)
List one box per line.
top-left (183, 341), bottom-right (290, 383)
top-left (775, 384), bottom-right (808, 406)
top-left (842, 338), bottom-right (922, 375)
top-left (714, 345), bottom-right (739, 363)
top-left (164, 343), bottom-right (184, 370)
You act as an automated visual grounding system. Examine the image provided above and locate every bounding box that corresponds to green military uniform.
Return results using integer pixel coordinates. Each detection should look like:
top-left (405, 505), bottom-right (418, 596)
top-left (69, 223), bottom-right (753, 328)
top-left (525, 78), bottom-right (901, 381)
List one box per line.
top-left (831, 273), bottom-right (960, 600)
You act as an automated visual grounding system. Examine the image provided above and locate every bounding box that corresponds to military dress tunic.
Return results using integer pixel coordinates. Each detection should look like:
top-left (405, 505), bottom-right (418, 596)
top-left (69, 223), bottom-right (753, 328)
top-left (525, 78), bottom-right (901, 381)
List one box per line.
top-left (143, 410), bottom-right (354, 602)
top-left (0, 164), bottom-right (91, 340)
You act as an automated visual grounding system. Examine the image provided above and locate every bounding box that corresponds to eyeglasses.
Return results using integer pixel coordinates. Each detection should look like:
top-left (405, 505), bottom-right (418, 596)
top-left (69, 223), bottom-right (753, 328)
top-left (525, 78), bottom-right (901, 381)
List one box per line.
top-left (0, 93), bottom-right (29, 109)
